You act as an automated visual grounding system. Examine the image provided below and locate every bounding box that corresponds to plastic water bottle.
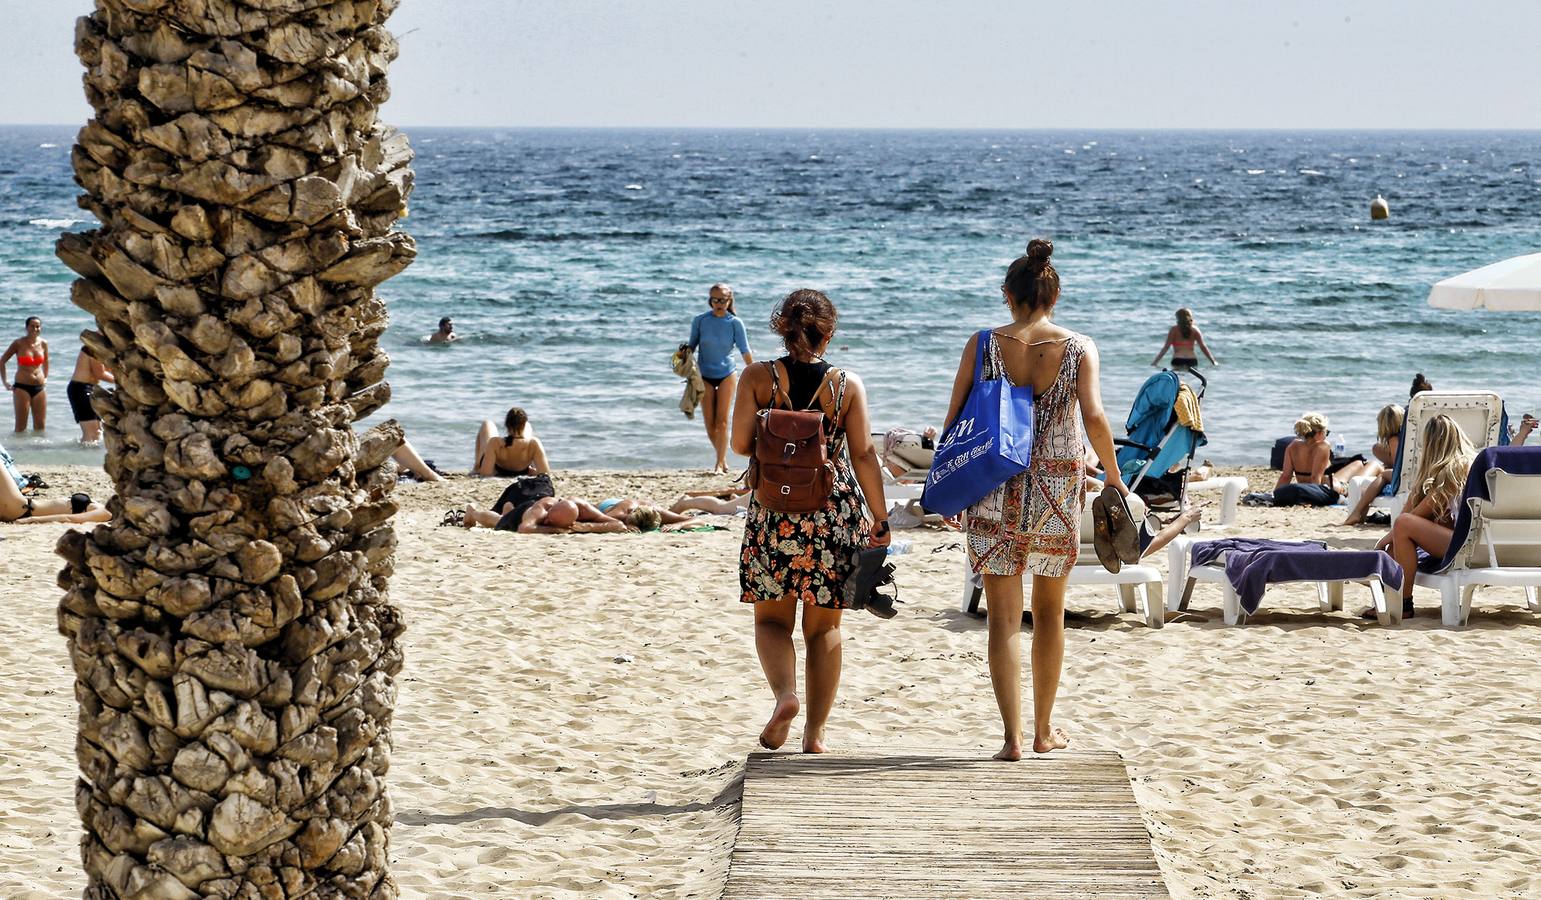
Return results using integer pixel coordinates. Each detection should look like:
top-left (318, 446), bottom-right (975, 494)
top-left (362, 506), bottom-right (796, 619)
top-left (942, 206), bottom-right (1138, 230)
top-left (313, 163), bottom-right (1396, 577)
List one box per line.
top-left (1332, 434), bottom-right (1347, 457)
top-left (887, 539), bottom-right (912, 556)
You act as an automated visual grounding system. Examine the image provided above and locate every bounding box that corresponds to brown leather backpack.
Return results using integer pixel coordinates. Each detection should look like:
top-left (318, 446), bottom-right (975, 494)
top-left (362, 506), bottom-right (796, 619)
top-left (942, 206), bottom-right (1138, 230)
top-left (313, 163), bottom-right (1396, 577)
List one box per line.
top-left (747, 362), bottom-right (842, 513)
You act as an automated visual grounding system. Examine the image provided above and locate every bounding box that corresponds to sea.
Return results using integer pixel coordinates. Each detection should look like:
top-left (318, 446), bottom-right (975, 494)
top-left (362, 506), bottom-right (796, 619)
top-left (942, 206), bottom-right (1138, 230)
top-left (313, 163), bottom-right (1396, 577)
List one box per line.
top-left (2, 125), bottom-right (1538, 472)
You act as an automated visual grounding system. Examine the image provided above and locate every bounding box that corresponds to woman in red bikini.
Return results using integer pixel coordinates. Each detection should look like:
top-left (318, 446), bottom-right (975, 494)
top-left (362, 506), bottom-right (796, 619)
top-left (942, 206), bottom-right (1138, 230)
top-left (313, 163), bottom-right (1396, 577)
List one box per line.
top-left (1151, 307), bottom-right (1218, 371)
top-left (1, 316), bottom-right (49, 432)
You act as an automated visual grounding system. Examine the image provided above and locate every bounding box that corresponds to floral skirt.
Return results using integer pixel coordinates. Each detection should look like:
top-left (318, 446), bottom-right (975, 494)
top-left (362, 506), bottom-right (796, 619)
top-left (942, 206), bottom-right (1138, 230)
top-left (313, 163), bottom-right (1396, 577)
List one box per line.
top-left (964, 456), bottom-right (1084, 578)
top-left (739, 475), bottom-right (868, 608)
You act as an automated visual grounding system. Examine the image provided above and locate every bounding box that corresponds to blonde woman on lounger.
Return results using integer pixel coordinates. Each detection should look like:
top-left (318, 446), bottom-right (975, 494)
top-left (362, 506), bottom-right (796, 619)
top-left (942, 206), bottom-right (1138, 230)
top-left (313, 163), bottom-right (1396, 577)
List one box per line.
top-left (1342, 404), bottom-right (1404, 525)
top-left (1364, 414), bottom-right (1475, 619)
top-left (473, 407), bottom-right (550, 477)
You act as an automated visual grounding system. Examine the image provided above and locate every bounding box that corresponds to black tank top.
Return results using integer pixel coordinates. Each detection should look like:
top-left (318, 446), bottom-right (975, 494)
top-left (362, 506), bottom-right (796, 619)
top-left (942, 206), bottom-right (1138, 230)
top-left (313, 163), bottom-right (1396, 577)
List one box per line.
top-left (779, 356), bottom-right (831, 409)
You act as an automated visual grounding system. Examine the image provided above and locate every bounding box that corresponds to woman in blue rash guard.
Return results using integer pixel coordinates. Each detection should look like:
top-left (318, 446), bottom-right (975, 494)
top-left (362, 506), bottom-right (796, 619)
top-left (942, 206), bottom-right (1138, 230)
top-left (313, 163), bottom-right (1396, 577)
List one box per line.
top-left (688, 282), bottom-right (754, 473)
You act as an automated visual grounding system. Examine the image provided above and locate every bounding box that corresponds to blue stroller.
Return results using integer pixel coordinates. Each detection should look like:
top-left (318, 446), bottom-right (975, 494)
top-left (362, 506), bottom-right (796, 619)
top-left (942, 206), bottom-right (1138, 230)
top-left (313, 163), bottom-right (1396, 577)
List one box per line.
top-left (1113, 368), bottom-right (1208, 509)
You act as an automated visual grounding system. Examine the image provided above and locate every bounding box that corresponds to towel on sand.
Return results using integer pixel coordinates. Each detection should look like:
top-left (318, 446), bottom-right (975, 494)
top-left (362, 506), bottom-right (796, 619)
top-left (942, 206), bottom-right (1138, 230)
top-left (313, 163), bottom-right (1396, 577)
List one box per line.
top-left (1191, 537), bottom-right (1403, 614)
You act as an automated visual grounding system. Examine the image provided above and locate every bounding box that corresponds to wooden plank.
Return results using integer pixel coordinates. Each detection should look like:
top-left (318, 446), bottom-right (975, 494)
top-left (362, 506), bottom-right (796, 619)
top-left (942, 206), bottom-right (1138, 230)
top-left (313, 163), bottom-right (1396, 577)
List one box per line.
top-left (722, 749), bottom-right (1168, 899)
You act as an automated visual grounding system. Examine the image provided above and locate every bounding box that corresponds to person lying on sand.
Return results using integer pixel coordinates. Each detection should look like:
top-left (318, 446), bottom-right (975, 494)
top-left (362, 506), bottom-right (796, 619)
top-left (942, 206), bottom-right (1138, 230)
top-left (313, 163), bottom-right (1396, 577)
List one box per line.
top-left (670, 486), bottom-right (751, 515)
top-left (461, 496), bottom-right (632, 533)
top-left (1, 477), bottom-right (109, 525)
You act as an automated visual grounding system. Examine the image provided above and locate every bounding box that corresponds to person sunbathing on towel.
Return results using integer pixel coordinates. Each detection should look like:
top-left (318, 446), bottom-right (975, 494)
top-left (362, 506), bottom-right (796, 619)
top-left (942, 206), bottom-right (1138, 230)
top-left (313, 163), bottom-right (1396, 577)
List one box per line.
top-left (1, 477), bottom-right (110, 524)
top-left (671, 486), bottom-right (751, 515)
top-left (462, 496), bottom-right (635, 533)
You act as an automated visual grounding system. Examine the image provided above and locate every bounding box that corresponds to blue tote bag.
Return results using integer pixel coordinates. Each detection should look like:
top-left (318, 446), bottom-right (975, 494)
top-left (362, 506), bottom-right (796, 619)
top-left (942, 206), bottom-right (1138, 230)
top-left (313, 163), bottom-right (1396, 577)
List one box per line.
top-left (920, 330), bottom-right (1036, 517)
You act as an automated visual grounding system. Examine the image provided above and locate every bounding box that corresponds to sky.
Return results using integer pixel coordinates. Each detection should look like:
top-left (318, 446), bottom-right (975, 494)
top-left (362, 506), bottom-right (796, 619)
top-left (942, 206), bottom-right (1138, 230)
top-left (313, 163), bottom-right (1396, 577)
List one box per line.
top-left (2, 0), bottom-right (1540, 129)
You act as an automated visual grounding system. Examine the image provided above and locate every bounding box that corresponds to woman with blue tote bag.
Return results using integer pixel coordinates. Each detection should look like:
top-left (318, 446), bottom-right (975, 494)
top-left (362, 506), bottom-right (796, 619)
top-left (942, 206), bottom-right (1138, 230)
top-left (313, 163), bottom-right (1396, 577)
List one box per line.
top-left (941, 239), bottom-right (1130, 761)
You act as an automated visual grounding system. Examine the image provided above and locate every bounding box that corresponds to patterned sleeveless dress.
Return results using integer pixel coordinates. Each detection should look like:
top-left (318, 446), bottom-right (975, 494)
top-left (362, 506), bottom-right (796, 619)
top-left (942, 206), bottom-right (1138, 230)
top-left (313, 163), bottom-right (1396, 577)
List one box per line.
top-left (964, 331), bottom-right (1088, 578)
top-left (740, 367), bottom-right (870, 608)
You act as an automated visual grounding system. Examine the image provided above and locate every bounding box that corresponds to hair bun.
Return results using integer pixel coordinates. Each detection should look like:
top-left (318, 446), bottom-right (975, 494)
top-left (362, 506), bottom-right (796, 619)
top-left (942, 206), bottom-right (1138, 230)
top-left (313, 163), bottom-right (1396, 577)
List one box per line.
top-left (1025, 238), bottom-right (1054, 266)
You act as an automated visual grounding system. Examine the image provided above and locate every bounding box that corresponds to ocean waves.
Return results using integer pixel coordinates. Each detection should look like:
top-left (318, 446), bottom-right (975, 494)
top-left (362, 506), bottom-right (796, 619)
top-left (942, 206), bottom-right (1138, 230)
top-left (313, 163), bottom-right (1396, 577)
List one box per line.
top-left (5, 125), bottom-right (1541, 469)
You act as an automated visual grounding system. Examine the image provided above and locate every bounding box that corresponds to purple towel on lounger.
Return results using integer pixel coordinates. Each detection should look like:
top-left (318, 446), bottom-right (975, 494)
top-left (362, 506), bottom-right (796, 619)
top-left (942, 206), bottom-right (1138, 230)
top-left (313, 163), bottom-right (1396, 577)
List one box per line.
top-left (1191, 538), bottom-right (1403, 615)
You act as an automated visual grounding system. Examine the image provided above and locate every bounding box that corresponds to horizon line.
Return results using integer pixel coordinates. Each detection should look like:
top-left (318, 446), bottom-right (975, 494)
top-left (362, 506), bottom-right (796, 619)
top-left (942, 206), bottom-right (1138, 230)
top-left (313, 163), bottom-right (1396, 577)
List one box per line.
top-left (3, 122), bottom-right (1541, 134)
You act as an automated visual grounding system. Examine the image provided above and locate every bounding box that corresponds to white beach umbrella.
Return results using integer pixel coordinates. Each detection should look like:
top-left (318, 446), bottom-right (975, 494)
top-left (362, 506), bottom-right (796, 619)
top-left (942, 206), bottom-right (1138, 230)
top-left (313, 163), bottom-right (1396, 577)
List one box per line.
top-left (1427, 252), bottom-right (1541, 311)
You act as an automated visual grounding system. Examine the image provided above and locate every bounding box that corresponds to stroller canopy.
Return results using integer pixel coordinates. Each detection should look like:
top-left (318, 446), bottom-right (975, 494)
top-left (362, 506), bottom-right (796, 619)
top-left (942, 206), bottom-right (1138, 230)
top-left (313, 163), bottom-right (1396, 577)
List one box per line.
top-left (1115, 370), bottom-right (1207, 488)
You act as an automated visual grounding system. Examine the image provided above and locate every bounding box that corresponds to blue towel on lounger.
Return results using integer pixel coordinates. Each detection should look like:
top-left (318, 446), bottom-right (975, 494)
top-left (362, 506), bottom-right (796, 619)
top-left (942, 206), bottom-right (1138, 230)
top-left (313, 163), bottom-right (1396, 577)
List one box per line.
top-left (1191, 538), bottom-right (1403, 614)
top-left (1430, 446), bottom-right (1541, 575)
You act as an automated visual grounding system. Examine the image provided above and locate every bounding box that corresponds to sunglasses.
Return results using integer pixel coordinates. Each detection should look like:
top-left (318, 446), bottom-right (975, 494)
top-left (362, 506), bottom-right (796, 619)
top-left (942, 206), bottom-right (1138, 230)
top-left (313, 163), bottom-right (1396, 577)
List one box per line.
top-left (710, 297), bottom-right (730, 304)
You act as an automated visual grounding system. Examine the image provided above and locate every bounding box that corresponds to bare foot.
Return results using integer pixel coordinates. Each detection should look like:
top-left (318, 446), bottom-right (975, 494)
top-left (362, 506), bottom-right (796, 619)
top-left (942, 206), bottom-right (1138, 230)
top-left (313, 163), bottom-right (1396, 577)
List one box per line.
top-left (758, 694), bottom-right (799, 750)
top-left (1341, 511), bottom-right (1363, 526)
top-left (1032, 727), bottom-right (1070, 754)
top-left (461, 503), bottom-right (477, 529)
top-left (993, 738), bottom-right (1024, 761)
top-left (802, 730), bottom-right (827, 754)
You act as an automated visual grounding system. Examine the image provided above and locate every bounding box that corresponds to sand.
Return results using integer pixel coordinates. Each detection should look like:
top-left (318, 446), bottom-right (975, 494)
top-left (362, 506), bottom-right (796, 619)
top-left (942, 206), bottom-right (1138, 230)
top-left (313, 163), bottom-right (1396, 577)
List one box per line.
top-left (3, 465), bottom-right (1540, 898)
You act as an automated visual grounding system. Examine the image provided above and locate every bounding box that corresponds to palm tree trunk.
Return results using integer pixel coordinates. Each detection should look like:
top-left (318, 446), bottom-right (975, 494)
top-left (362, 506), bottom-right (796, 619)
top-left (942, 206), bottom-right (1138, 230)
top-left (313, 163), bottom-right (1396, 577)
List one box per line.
top-left (55, 1), bottom-right (415, 896)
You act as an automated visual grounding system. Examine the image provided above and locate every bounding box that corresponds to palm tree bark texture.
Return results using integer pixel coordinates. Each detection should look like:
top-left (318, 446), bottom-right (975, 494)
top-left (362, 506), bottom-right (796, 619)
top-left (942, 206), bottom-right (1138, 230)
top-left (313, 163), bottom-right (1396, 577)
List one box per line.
top-left (53, 1), bottom-right (416, 897)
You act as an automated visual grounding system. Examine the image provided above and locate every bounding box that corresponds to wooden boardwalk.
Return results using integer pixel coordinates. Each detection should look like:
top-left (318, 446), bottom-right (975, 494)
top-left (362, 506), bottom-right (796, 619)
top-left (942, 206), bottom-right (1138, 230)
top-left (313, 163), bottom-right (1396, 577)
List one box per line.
top-left (723, 750), bottom-right (1168, 899)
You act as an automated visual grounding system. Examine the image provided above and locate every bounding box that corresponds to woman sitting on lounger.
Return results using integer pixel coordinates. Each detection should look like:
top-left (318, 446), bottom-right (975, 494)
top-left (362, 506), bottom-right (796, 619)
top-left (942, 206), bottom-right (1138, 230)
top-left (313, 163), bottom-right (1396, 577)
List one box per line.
top-left (1368, 414), bottom-right (1475, 619)
top-left (473, 407), bottom-right (550, 477)
top-left (1342, 404), bottom-right (1404, 525)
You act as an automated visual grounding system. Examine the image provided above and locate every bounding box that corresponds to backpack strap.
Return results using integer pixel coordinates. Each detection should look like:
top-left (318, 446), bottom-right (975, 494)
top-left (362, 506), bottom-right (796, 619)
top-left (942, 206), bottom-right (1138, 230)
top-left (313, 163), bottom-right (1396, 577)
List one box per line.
top-left (764, 360), bottom-right (790, 410)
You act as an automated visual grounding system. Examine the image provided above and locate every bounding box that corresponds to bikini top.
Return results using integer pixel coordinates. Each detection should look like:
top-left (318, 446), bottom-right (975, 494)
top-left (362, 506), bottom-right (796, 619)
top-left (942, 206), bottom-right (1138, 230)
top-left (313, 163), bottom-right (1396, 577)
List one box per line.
top-left (16, 354), bottom-right (44, 367)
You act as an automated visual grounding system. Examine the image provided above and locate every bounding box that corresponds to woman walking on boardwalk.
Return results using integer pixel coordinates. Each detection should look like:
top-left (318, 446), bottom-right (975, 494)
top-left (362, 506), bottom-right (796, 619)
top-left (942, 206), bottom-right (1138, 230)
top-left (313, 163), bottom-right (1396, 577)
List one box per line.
top-left (732, 289), bottom-right (889, 753)
top-left (945, 240), bottom-right (1129, 760)
top-left (689, 283), bottom-right (754, 474)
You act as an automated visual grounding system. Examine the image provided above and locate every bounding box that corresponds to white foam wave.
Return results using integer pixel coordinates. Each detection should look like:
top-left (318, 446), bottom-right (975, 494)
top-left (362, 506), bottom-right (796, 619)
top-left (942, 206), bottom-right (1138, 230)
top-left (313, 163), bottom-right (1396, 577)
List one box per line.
top-left (38, 143), bottom-right (57, 149)
top-left (1299, 169), bottom-right (1327, 176)
top-left (623, 184), bottom-right (643, 190)
top-left (1246, 169), bottom-right (1266, 175)
top-left (28, 218), bottom-right (80, 228)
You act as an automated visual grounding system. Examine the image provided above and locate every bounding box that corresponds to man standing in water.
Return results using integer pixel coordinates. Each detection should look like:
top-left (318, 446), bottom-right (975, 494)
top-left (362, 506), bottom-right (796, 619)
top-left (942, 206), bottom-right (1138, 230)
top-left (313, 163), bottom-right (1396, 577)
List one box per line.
top-left (66, 346), bottom-right (113, 443)
top-left (428, 316), bottom-right (458, 344)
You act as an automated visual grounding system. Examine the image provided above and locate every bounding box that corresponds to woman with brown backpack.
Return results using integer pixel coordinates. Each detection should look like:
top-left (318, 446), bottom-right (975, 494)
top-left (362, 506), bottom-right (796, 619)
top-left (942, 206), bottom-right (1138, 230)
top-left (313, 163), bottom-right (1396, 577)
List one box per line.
top-left (730, 289), bottom-right (891, 754)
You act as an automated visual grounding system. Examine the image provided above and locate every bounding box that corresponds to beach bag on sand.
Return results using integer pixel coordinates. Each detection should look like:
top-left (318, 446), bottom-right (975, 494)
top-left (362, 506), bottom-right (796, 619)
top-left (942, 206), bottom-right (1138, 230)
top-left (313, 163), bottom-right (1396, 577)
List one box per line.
top-left (746, 363), bottom-right (838, 514)
top-left (922, 330), bottom-right (1035, 517)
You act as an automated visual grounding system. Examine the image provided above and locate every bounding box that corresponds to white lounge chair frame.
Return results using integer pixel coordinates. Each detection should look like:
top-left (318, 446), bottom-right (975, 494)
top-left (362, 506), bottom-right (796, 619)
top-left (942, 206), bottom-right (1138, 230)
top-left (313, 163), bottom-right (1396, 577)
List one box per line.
top-left (957, 494), bottom-right (1165, 628)
top-left (1419, 466), bottom-right (1541, 627)
top-left (1165, 536), bottom-right (1400, 626)
top-left (1184, 475), bottom-right (1246, 527)
top-left (1345, 391), bottom-right (1503, 520)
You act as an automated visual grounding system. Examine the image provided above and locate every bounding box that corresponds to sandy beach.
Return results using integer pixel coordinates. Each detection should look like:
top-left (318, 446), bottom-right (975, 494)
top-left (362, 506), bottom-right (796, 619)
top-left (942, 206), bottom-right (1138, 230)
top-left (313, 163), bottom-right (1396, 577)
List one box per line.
top-left (4, 464), bottom-right (1541, 898)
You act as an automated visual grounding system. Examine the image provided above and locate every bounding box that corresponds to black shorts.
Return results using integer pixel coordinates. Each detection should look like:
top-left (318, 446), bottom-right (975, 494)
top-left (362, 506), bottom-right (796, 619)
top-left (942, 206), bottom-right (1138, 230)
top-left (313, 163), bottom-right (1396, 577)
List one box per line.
top-left (67, 380), bottom-right (97, 422)
top-left (1171, 357), bottom-right (1199, 370)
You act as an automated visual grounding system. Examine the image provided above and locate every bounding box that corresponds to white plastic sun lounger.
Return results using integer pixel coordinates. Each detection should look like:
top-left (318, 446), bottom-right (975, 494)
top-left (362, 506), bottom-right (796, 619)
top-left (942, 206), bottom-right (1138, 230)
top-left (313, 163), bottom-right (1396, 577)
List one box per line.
top-left (1418, 459), bottom-right (1541, 627)
top-left (1165, 536), bottom-right (1400, 626)
top-left (959, 493), bottom-right (1165, 628)
top-left (1344, 391), bottom-right (1503, 521)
